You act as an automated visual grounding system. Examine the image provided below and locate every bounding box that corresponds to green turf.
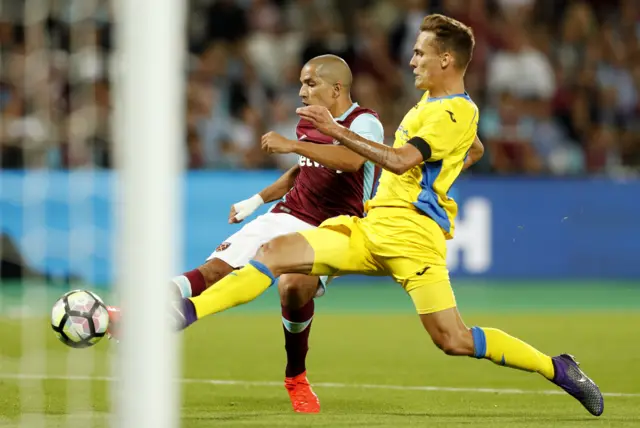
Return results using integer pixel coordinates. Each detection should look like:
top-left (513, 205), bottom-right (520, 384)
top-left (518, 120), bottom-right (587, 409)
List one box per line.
top-left (1, 281), bottom-right (640, 427)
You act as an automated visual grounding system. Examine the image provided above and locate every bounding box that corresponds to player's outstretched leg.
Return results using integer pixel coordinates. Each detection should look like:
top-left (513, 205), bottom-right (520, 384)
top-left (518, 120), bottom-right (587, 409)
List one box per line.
top-left (177, 232), bottom-right (316, 329)
top-left (107, 258), bottom-right (234, 340)
top-left (418, 307), bottom-right (604, 416)
top-left (173, 258), bottom-right (235, 298)
top-left (279, 274), bottom-right (321, 413)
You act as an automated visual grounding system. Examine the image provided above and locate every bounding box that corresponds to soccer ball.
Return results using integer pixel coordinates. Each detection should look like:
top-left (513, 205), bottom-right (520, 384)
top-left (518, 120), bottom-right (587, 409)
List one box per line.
top-left (51, 289), bottom-right (110, 348)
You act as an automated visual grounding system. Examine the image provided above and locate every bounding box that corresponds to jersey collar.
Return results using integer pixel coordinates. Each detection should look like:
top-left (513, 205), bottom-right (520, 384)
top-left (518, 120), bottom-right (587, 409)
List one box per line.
top-left (335, 102), bottom-right (359, 121)
top-left (426, 92), bottom-right (471, 103)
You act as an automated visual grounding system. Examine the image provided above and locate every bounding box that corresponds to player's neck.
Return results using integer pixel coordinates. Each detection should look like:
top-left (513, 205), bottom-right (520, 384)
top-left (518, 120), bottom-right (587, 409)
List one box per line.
top-left (330, 98), bottom-right (355, 118)
top-left (427, 79), bottom-right (466, 98)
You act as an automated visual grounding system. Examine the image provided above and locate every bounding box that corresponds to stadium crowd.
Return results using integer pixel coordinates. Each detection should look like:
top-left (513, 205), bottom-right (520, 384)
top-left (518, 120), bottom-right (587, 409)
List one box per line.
top-left (0, 0), bottom-right (638, 175)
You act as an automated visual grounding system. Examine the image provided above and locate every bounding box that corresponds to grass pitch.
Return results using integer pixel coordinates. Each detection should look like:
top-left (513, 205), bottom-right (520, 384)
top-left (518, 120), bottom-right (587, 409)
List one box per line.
top-left (1, 281), bottom-right (639, 427)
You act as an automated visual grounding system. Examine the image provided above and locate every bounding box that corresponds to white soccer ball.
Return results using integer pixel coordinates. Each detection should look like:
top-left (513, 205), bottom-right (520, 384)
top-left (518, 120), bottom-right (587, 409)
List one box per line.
top-left (51, 289), bottom-right (110, 348)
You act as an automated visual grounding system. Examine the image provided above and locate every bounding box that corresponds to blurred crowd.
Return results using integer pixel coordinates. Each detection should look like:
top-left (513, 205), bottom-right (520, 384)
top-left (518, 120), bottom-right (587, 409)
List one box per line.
top-left (0, 0), bottom-right (638, 175)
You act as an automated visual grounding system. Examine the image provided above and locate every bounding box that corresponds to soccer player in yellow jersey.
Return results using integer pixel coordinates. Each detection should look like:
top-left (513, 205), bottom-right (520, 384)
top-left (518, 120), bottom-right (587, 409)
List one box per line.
top-left (176, 14), bottom-right (603, 416)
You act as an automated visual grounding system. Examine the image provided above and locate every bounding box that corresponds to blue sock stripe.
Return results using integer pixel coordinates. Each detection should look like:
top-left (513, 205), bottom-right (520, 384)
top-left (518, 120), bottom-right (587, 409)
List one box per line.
top-left (248, 260), bottom-right (275, 283)
top-left (471, 326), bottom-right (487, 359)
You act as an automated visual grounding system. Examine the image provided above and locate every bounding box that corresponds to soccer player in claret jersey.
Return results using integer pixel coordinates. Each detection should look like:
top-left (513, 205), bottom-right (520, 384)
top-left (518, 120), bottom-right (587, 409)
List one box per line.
top-left (174, 15), bottom-right (604, 416)
top-left (107, 54), bottom-right (384, 413)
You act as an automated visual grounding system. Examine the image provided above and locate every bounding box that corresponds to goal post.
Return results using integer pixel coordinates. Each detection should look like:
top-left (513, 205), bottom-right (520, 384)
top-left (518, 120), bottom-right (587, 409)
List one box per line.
top-left (112, 0), bottom-right (185, 427)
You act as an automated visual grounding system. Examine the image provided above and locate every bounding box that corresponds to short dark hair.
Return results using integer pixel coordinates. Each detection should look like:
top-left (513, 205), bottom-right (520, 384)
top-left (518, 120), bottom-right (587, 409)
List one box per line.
top-left (420, 14), bottom-right (475, 70)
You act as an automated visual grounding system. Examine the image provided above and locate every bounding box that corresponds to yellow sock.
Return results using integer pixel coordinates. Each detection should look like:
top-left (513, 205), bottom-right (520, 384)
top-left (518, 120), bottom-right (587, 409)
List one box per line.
top-left (471, 327), bottom-right (554, 379)
top-left (189, 261), bottom-right (274, 319)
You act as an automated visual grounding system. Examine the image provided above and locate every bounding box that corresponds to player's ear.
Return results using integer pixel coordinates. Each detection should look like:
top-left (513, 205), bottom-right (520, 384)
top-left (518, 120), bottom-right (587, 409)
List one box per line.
top-left (441, 52), bottom-right (452, 70)
top-left (333, 83), bottom-right (341, 98)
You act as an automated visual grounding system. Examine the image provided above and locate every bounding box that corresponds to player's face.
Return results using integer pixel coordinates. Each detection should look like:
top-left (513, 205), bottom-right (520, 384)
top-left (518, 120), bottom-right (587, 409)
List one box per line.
top-left (299, 64), bottom-right (337, 109)
top-left (409, 31), bottom-right (451, 90)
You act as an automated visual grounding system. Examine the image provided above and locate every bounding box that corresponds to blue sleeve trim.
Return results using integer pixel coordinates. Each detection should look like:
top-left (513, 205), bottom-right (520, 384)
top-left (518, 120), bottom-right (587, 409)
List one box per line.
top-left (248, 260), bottom-right (276, 285)
top-left (350, 114), bottom-right (385, 144)
top-left (471, 326), bottom-right (487, 359)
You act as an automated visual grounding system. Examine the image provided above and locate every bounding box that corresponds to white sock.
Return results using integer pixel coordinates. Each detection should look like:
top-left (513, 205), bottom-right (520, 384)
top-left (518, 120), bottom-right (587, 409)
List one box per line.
top-left (282, 317), bottom-right (313, 333)
top-left (172, 275), bottom-right (192, 298)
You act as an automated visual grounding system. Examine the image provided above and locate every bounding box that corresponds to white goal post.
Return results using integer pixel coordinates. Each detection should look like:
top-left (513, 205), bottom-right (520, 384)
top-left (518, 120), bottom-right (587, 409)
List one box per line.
top-left (113, 0), bottom-right (185, 427)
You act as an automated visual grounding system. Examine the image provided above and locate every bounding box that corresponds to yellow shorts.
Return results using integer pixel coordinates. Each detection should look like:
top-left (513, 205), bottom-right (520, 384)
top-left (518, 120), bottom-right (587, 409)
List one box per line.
top-left (298, 207), bottom-right (456, 314)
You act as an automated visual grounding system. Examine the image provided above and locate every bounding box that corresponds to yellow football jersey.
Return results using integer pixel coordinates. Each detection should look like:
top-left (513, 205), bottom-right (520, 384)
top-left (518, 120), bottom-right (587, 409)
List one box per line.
top-left (367, 91), bottom-right (479, 239)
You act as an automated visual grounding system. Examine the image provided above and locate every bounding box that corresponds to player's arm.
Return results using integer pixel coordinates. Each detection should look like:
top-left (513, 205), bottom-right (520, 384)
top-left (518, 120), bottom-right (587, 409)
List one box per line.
top-left (462, 136), bottom-right (484, 171)
top-left (296, 105), bottom-right (423, 175)
top-left (328, 127), bottom-right (424, 175)
top-left (262, 133), bottom-right (364, 172)
top-left (292, 113), bottom-right (384, 172)
top-left (262, 115), bottom-right (384, 172)
top-left (290, 143), bottom-right (364, 172)
top-left (229, 165), bottom-right (300, 224)
top-left (259, 164), bottom-right (300, 202)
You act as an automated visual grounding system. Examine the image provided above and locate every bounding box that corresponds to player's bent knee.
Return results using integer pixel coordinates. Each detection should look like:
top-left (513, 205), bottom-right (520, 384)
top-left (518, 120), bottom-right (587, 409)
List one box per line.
top-left (278, 277), bottom-right (304, 306)
top-left (254, 233), bottom-right (315, 277)
top-left (278, 275), bottom-right (318, 308)
top-left (254, 238), bottom-right (287, 268)
top-left (199, 258), bottom-right (234, 287)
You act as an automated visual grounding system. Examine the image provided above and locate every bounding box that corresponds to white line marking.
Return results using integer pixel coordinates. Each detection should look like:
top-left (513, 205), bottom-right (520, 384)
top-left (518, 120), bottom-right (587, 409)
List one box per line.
top-left (2, 373), bottom-right (639, 398)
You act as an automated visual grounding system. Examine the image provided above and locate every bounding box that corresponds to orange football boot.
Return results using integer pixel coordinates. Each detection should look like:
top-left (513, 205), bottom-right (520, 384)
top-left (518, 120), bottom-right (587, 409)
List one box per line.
top-left (284, 371), bottom-right (320, 413)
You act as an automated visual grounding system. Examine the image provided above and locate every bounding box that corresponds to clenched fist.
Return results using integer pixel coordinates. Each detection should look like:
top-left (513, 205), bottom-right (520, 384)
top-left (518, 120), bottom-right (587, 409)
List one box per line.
top-left (261, 131), bottom-right (296, 154)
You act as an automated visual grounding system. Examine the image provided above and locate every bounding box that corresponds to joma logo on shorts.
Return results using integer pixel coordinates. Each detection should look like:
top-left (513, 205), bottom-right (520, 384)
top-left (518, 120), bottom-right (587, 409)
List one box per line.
top-left (416, 266), bottom-right (430, 276)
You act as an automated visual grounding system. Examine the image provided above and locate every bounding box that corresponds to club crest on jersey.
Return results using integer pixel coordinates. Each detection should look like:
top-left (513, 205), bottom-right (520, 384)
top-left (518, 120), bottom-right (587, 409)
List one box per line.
top-left (215, 242), bottom-right (231, 252)
top-left (397, 126), bottom-right (410, 142)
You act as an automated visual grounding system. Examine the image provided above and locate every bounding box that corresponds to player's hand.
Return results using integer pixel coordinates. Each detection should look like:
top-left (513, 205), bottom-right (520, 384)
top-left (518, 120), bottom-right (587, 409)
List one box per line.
top-left (229, 194), bottom-right (264, 224)
top-left (296, 105), bottom-right (339, 137)
top-left (229, 205), bottom-right (242, 224)
top-left (261, 131), bottom-right (295, 154)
